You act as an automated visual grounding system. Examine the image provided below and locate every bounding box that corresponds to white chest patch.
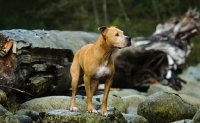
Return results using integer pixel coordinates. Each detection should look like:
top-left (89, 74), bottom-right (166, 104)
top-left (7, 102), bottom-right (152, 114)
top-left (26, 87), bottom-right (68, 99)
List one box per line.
top-left (94, 66), bottom-right (110, 79)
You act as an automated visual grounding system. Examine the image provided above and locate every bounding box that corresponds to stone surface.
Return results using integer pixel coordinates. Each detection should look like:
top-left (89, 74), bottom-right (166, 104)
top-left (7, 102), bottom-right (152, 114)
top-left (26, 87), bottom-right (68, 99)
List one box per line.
top-left (14, 115), bottom-right (32, 123)
top-left (147, 84), bottom-right (177, 95)
top-left (171, 119), bottom-right (192, 123)
top-left (20, 95), bottom-right (102, 113)
top-left (122, 95), bottom-right (146, 115)
top-left (179, 94), bottom-right (200, 108)
top-left (0, 106), bottom-right (20, 123)
top-left (15, 109), bottom-right (39, 121)
top-left (178, 82), bottom-right (200, 99)
top-left (181, 63), bottom-right (200, 82)
top-left (192, 109), bottom-right (200, 123)
top-left (93, 94), bottom-right (126, 113)
top-left (122, 113), bottom-right (148, 123)
top-left (39, 107), bottom-right (127, 123)
top-left (137, 92), bottom-right (197, 123)
top-left (20, 96), bottom-right (88, 112)
top-left (110, 89), bottom-right (140, 97)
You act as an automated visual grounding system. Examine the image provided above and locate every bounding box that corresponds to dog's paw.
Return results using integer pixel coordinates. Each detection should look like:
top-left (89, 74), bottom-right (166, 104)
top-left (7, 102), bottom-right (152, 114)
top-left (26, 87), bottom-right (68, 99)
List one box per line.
top-left (88, 109), bottom-right (98, 114)
top-left (101, 112), bottom-right (108, 117)
top-left (70, 107), bottom-right (78, 112)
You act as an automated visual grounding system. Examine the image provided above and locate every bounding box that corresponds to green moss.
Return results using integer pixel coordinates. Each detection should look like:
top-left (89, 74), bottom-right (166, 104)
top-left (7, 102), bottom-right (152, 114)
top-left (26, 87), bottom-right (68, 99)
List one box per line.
top-left (137, 92), bottom-right (197, 123)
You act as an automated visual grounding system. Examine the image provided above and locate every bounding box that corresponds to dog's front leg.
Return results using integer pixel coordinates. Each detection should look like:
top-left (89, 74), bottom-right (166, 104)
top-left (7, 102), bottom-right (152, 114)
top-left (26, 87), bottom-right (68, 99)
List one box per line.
top-left (84, 74), bottom-right (98, 114)
top-left (101, 77), bottom-right (113, 116)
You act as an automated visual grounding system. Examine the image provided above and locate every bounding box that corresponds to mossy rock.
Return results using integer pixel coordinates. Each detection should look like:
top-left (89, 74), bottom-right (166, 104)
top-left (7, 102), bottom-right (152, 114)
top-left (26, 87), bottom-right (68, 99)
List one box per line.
top-left (39, 108), bottom-right (127, 123)
top-left (0, 89), bottom-right (7, 103)
top-left (137, 92), bottom-right (197, 123)
top-left (192, 109), bottom-right (200, 123)
top-left (0, 106), bottom-right (20, 123)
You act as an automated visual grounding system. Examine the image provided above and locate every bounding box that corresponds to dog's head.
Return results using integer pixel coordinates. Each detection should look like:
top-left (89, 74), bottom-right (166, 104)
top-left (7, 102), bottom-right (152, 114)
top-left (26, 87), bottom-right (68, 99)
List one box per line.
top-left (98, 26), bottom-right (131, 48)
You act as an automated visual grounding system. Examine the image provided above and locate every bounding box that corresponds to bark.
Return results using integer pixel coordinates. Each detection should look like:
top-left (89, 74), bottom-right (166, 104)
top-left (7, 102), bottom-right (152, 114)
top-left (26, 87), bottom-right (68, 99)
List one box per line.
top-left (0, 30), bottom-right (99, 97)
top-left (113, 9), bottom-right (200, 90)
top-left (117, 0), bottom-right (130, 22)
top-left (103, 0), bottom-right (108, 24)
top-left (91, 0), bottom-right (100, 25)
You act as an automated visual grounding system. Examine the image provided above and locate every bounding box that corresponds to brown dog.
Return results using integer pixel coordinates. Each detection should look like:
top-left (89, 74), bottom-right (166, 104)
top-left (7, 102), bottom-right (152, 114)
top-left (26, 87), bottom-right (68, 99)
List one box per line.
top-left (70, 26), bottom-right (131, 116)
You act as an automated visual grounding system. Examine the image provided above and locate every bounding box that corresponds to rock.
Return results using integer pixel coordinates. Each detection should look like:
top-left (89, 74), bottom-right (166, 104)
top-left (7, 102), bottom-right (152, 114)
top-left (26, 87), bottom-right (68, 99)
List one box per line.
top-left (39, 109), bottom-right (109, 123)
top-left (192, 109), bottom-right (200, 123)
top-left (0, 106), bottom-right (20, 123)
top-left (0, 115), bottom-right (20, 123)
top-left (110, 89), bottom-right (141, 97)
top-left (181, 63), bottom-right (200, 82)
top-left (122, 95), bottom-right (146, 115)
top-left (179, 94), bottom-right (200, 108)
top-left (147, 83), bottom-right (177, 95)
top-left (20, 96), bottom-right (89, 112)
top-left (178, 82), bottom-right (200, 99)
top-left (93, 94), bottom-right (126, 113)
top-left (0, 105), bottom-right (13, 116)
top-left (20, 95), bottom-right (101, 113)
top-left (14, 115), bottom-right (32, 123)
top-left (171, 119), bottom-right (192, 123)
top-left (39, 107), bottom-right (126, 123)
top-left (0, 89), bottom-right (7, 103)
top-left (137, 92), bottom-right (197, 123)
top-left (122, 113), bottom-right (148, 123)
top-left (15, 109), bottom-right (39, 121)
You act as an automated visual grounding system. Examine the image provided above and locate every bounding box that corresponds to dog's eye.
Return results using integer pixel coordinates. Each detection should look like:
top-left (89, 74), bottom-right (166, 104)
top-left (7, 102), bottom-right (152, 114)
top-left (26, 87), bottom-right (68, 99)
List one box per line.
top-left (115, 33), bottom-right (119, 36)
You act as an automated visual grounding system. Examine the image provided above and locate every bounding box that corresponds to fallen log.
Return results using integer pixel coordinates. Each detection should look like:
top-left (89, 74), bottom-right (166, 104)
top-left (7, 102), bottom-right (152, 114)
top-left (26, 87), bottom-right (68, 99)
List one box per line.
top-left (113, 9), bottom-right (200, 90)
top-left (0, 30), bottom-right (99, 97)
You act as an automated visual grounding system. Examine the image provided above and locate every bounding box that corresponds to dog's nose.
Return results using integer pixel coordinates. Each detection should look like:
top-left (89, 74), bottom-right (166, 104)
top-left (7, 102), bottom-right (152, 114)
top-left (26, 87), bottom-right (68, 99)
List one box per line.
top-left (126, 36), bottom-right (131, 42)
top-left (125, 36), bottom-right (131, 46)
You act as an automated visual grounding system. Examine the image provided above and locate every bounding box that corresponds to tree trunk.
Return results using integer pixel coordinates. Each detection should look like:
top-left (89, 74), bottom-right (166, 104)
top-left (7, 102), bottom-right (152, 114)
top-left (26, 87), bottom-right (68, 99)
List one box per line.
top-left (91, 0), bottom-right (100, 25)
top-left (103, 0), bottom-right (108, 24)
top-left (117, 0), bottom-right (130, 22)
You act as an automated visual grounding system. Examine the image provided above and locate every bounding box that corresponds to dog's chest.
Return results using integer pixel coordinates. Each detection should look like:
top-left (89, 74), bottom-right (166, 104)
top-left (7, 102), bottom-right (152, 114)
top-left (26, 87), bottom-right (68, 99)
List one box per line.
top-left (94, 66), bottom-right (110, 79)
top-left (93, 59), bottom-right (110, 79)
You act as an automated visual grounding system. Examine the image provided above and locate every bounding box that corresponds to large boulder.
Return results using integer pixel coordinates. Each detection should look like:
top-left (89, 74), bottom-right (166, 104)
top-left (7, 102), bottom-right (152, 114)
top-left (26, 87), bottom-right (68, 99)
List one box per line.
top-left (192, 109), bottom-right (200, 123)
top-left (13, 115), bottom-right (32, 123)
top-left (122, 113), bottom-right (148, 123)
top-left (20, 96), bottom-right (91, 112)
top-left (39, 107), bottom-right (127, 123)
top-left (147, 84), bottom-right (177, 95)
top-left (137, 92), bottom-right (197, 123)
top-left (181, 63), bottom-right (200, 82)
top-left (93, 94), bottom-right (126, 113)
top-left (15, 109), bottom-right (39, 121)
top-left (178, 82), bottom-right (200, 99)
top-left (122, 95), bottom-right (146, 115)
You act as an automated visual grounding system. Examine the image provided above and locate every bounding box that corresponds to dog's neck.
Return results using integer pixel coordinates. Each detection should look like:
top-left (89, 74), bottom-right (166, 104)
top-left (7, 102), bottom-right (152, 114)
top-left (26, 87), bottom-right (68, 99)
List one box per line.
top-left (93, 35), bottom-right (114, 65)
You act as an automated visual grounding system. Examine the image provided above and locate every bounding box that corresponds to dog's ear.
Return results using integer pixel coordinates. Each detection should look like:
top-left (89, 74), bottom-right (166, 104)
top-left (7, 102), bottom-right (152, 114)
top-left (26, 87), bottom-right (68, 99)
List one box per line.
top-left (98, 26), bottom-right (108, 36)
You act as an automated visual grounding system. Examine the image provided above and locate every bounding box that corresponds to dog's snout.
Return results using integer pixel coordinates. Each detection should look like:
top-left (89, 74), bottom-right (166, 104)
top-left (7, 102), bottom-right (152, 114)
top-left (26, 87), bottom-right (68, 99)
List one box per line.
top-left (125, 36), bottom-right (131, 46)
top-left (125, 36), bottom-right (131, 41)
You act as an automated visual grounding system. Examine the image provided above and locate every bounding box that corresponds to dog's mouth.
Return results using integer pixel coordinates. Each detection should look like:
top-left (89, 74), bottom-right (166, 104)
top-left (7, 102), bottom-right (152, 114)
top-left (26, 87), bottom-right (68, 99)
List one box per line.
top-left (127, 41), bottom-right (131, 47)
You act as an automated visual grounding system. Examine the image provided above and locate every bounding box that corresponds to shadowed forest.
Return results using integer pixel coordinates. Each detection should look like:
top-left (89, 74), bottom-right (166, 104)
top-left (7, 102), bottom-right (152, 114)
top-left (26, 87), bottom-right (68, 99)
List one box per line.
top-left (0, 0), bottom-right (200, 65)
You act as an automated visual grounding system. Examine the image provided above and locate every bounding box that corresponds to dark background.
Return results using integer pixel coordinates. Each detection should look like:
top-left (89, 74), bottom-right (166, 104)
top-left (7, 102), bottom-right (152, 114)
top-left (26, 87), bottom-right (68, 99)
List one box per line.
top-left (0, 0), bottom-right (200, 66)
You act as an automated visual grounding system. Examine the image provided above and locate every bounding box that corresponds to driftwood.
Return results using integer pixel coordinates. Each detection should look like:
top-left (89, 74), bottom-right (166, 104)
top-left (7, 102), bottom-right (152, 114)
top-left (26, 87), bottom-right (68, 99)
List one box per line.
top-left (113, 9), bottom-right (200, 90)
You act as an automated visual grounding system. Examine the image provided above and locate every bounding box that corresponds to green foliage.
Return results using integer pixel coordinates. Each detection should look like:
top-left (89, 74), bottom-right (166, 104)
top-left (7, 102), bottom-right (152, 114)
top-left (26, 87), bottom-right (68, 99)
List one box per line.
top-left (0, 0), bottom-right (200, 65)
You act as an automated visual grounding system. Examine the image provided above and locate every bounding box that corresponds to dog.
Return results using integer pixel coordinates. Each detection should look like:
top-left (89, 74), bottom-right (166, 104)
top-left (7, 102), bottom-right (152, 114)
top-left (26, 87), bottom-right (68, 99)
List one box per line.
top-left (70, 26), bottom-right (131, 116)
